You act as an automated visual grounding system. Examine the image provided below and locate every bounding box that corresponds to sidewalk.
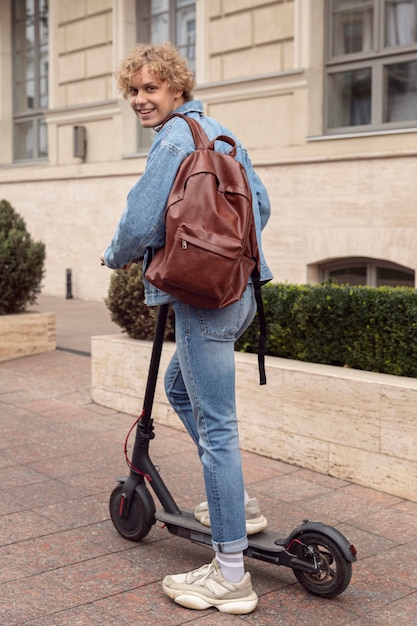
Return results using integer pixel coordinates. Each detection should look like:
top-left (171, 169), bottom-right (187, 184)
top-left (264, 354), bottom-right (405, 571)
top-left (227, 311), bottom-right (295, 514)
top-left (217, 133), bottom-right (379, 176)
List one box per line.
top-left (1, 296), bottom-right (417, 625)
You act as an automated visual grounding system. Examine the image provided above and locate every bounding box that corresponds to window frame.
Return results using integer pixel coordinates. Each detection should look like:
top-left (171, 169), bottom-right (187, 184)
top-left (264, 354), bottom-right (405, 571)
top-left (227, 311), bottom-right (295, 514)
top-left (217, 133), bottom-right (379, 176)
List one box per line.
top-left (12, 0), bottom-right (49, 163)
top-left (135, 0), bottom-right (196, 153)
top-left (324, 0), bottom-right (417, 134)
top-left (320, 257), bottom-right (415, 287)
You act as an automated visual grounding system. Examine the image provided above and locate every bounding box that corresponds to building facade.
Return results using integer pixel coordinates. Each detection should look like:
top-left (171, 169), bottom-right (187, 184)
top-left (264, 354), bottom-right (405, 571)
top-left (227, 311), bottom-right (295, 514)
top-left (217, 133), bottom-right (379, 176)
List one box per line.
top-left (0, 0), bottom-right (416, 300)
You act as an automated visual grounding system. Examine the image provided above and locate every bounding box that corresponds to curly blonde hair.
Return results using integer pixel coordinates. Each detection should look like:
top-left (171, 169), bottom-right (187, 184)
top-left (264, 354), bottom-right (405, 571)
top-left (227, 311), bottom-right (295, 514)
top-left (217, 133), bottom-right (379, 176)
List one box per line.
top-left (115, 42), bottom-right (195, 101)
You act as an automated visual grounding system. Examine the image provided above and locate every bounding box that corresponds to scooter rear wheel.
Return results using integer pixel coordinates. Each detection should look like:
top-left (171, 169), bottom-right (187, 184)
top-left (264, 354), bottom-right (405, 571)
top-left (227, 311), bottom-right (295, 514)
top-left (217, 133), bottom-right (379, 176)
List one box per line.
top-left (109, 483), bottom-right (152, 541)
top-left (290, 531), bottom-right (352, 598)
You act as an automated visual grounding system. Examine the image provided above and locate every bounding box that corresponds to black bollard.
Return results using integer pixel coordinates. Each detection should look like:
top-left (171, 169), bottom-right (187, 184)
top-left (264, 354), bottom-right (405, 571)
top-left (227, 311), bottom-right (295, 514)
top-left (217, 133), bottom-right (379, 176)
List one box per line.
top-left (66, 268), bottom-right (73, 299)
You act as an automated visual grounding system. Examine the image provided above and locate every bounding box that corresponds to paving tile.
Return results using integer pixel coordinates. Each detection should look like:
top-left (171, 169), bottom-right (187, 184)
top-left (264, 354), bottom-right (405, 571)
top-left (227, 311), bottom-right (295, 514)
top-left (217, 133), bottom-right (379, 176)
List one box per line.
top-left (346, 505), bottom-right (417, 544)
top-left (175, 612), bottom-right (247, 625)
top-left (338, 559), bottom-right (415, 616)
top-left (0, 479), bottom-right (86, 514)
top-left (240, 585), bottom-right (360, 625)
top-left (1, 555), bottom-right (157, 624)
top-left (28, 448), bottom-right (119, 481)
top-left (0, 452), bottom-right (17, 469)
top-left (59, 466), bottom-right (127, 497)
top-left (364, 593), bottom-right (417, 625)
top-left (333, 482), bottom-right (403, 507)
top-left (292, 467), bottom-right (351, 489)
top-left (1, 527), bottom-right (109, 581)
top-left (358, 543), bottom-right (417, 590)
top-left (53, 553), bottom-right (160, 601)
top-left (391, 498), bottom-right (417, 516)
top-left (286, 484), bottom-right (404, 528)
top-left (254, 472), bottom-right (335, 505)
top-left (35, 493), bottom-right (110, 529)
top-left (0, 547), bottom-right (27, 584)
top-left (0, 400), bottom-right (32, 421)
top-left (22, 602), bottom-right (121, 626)
top-left (95, 582), bottom-right (211, 626)
top-left (0, 573), bottom-right (84, 625)
top-left (335, 522), bottom-right (395, 560)
top-left (0, 463), bottom-right (47, 489)
top-left (0, 509), bottom-right (62, 545)
top-left (0, 370), bottom-right (29, 393)
top-left (241, 449), bottom-right (299, 484)
top-left (1, 298), bottom-right (417, 625)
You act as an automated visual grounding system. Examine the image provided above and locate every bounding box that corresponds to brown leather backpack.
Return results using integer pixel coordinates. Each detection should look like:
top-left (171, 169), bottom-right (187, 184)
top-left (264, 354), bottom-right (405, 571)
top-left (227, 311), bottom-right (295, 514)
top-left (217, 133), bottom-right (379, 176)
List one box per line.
top-left (145, 113), bottom-right (266, 383)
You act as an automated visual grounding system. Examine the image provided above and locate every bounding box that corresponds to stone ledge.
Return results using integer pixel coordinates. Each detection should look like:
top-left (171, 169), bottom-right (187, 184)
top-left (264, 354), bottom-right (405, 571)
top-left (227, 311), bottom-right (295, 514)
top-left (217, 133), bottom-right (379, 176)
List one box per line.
top-left (0, 311), bottom-right (56, 362)
top-left (91, 334), bottom-right (417, 503)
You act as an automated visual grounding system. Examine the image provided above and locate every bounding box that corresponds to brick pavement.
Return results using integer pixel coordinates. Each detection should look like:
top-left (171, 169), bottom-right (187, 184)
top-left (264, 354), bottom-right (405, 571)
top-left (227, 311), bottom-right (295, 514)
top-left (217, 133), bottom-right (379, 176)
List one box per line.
top-left (1, 297), bottom-right (417, 625)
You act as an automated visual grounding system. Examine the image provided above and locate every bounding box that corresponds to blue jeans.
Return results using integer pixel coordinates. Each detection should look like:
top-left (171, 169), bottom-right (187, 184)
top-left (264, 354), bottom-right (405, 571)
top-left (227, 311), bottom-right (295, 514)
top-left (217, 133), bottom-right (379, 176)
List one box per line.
top-left (164, 283), bottom-right (257, 553)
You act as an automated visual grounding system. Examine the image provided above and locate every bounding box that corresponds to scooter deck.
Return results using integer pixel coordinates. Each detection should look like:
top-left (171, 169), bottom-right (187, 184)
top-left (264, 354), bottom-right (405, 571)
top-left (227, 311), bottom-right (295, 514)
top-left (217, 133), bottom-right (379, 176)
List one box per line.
top-left (155, 507), bottom-right (287, 553)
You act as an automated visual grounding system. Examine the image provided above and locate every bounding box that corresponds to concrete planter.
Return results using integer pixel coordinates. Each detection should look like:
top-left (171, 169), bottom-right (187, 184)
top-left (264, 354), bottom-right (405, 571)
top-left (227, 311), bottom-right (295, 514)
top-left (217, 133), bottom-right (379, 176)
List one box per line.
top-left (91, 334), bottom-right (417, 503)
top-left (0, 311), bottom-right (56, 362)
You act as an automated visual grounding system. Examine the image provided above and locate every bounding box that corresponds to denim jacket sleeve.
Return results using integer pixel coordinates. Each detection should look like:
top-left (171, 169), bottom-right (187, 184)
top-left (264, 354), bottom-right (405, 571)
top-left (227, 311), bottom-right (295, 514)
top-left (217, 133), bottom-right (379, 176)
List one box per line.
top-left (103, 136), bottom-right (189, 269)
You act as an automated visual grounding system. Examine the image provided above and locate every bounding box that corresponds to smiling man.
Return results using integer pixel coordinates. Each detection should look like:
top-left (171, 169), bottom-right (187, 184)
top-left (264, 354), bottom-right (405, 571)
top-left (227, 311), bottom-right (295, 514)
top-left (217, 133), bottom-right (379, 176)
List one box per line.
top-left (128, 65), bottom-right (185, 127)
top-left (101, 42), bottom-right (272, 615)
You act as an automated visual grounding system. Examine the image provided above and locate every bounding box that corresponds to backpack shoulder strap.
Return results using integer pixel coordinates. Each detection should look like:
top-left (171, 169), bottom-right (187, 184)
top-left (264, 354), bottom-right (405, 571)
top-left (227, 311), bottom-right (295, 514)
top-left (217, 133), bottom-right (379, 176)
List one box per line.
top-left (163, 113), bottom-right (210, 150)
top-left (164, 113), bottom-right (238, 156)
top-left (252, 267), bottom-right (267, 385)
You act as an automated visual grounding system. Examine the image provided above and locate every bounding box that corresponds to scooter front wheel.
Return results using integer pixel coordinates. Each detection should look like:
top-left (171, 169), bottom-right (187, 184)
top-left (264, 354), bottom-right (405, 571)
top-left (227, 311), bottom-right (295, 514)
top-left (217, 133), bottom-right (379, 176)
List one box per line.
top-left (109, 483), bottom-right (153, 541)
top-left (289, 531), bottom-right (352, 598)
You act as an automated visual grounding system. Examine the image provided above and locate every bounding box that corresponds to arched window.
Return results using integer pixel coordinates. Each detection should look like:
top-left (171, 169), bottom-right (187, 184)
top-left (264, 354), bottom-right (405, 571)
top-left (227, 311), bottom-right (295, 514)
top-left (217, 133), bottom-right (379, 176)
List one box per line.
top-left (320, 257), bottom-right (415, 287)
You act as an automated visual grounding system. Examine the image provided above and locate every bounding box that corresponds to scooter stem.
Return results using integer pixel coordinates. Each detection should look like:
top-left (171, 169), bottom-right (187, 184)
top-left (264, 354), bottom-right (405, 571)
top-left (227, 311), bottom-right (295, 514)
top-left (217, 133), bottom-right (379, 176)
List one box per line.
top-left (119, 304), bottom-right (180, 518)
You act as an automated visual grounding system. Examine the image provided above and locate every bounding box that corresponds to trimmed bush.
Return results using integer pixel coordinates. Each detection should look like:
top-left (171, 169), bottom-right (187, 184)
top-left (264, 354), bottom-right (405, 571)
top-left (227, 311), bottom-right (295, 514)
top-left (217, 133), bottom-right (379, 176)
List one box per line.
top-left (105, 262), bottom-right (175, 341)
top-left (0, 199), bottom-right (45, 315)
top-left (106, 266), bottom-right (417, 377)
top-left (236, 282), bottom-right (417, 377)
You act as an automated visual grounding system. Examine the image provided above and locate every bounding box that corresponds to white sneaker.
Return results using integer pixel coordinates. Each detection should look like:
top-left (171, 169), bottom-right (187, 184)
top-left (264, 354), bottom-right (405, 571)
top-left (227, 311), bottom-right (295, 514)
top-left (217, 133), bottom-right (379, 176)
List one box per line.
top-left (162, 558), bottom-right (258, 614)
top-left (194, 497), bottom-right (268, 535)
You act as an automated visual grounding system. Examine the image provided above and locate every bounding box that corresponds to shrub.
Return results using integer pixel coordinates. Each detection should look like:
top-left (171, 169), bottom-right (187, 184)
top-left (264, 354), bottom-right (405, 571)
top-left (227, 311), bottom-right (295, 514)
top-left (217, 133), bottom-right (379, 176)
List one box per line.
top-left (0, 199), bottom-right (45, 315)
top-left (236, 282), bottom-right (417, 377)
top-left (106, 268), bottom-right (417, 377)
top-left (105, 262), bottom-right (175, 340)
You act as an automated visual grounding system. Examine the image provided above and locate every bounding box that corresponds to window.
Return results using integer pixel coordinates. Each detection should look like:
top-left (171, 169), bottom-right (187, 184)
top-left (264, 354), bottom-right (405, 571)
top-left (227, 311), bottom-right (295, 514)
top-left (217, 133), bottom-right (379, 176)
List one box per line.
top-left (321, 257), bottom-right (415, 286)
top-left (325, 0), bottom-right (417, 133)
top-left (12, 0), bottom-right (48, 162)
top-left (136, 0), bottom-right (196, 150)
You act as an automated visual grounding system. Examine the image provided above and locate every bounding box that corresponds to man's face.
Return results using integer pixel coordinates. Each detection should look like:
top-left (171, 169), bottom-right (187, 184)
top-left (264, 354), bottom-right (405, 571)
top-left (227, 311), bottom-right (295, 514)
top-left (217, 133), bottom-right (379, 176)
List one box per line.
top-left (128, 65), bottom-right (185, 128)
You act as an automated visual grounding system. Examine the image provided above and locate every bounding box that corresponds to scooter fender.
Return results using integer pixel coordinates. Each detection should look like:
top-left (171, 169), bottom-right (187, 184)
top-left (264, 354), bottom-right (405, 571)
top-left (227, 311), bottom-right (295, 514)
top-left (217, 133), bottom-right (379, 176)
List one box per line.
top-left (278, 520), bottom-right (357, 563)
top-left (117, 476), bottom-right (156, 527)
top-left (135, 483), bottom-right (156, 526)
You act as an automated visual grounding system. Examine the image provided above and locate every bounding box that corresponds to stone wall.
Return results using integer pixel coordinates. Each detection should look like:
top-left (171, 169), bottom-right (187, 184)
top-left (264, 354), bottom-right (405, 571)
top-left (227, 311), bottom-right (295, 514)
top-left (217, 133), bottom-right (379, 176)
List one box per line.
top-left (0, 312), bottom-right (56, 362)
top-left (91, 334), bottom-right (417, 503)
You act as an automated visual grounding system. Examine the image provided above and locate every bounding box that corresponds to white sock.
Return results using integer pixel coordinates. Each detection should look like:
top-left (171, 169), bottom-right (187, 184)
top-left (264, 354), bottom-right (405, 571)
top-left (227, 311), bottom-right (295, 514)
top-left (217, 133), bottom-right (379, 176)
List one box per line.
top-left (214, 493), bottom-right (248, 582)
top-left (216, 552), bottom-right (245, 583)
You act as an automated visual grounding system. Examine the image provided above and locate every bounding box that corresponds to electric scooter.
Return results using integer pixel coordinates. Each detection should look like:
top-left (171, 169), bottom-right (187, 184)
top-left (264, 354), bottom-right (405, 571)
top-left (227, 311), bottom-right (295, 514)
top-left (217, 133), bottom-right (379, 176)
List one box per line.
top-left (109, 303), bottom-right (357, 598)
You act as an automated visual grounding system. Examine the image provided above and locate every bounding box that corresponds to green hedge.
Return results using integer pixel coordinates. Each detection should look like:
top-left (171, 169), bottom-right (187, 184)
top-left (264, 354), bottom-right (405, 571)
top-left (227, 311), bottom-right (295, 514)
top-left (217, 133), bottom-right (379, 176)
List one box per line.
top-left (105, 268), bottom-right (417, 377)
top-left (236, 282), bottom-right (417, 377)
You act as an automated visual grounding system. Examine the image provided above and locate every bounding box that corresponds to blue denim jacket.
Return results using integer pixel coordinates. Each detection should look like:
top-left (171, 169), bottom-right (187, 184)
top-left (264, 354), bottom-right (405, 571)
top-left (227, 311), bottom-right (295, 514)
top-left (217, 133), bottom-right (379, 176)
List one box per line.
top-left (103, 100), bottom-right (273, 305)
